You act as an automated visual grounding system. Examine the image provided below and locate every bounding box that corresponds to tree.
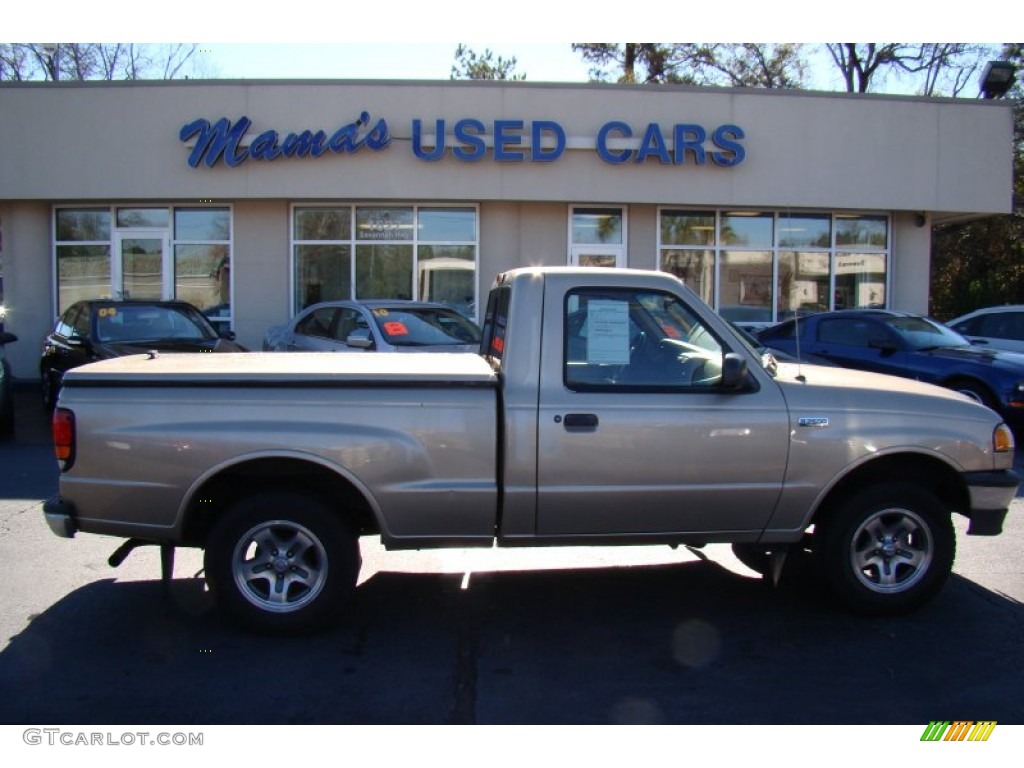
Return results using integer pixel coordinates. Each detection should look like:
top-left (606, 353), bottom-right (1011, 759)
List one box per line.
top-left (0, 43), bottom-right (199, 81)
top-left (450, 45), bottom-right (525, 81)
top-left (823, 43), bottom-right (996, 95)
top-left (572, 43), bottom-right (807, 88)
top-left (930, 44), bottom-right (1023, 319)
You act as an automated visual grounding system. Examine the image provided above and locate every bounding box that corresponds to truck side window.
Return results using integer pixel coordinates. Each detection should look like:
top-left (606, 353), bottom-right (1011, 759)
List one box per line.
top-left (564, 289), bottom-right (724, 390)
top-left (481, 285), bottom-right (511, 367)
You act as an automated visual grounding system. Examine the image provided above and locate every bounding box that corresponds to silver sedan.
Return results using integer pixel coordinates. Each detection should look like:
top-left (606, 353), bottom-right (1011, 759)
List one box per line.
top-left (263, 300), bottom-right (482, 353)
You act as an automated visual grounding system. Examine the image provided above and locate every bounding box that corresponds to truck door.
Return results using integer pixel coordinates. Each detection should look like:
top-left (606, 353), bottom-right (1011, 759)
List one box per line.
top-left (535, 284), bottom-right (790, 537)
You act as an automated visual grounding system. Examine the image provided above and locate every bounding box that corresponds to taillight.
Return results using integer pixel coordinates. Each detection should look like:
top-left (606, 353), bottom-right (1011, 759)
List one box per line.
top-left (52, 408), bottom-right (76, 471)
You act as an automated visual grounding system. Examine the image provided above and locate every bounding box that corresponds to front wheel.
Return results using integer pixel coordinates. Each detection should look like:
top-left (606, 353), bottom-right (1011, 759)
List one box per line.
top-left (204, 491), bottom-right (361, 634)
top-left (817, 483), bottom-right (954, 615)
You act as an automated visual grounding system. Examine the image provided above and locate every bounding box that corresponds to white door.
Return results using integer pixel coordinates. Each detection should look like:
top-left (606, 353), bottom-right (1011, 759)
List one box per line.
top-left (113, 230), bottom-right (171, 300)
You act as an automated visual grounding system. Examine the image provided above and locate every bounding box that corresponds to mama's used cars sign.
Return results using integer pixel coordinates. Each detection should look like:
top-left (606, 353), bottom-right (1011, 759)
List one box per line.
top-left (179, 111), bottom-right (746, 168)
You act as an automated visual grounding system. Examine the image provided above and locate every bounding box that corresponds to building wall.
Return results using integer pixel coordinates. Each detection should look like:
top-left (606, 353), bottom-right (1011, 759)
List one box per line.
top-left (0, 80), bottom-right (1015, 378)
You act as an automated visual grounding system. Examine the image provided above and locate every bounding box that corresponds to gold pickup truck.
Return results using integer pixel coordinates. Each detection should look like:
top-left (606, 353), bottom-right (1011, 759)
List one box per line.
top-left (44, 267), bottom-right (1019, 633)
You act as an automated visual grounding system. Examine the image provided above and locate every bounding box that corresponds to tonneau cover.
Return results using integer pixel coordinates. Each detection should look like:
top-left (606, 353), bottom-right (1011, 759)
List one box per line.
top-left (62, 351), bottom-right (497, 386)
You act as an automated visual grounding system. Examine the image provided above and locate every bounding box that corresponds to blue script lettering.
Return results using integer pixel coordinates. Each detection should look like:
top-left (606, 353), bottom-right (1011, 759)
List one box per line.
top-left (180, 112), bottom-right (390, 168)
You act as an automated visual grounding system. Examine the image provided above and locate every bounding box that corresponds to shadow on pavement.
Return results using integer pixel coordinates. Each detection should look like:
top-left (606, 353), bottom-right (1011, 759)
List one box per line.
top-left (1, 557), bottom-right (1021, 725)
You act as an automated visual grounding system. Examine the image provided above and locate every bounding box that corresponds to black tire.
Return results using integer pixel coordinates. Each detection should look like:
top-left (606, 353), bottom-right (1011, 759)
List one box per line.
top-left (41, 369), bottom-right (60, 411)
top-left (817, 482), bottom-right (954, 615)
top-left (204, 490), bottom-right (361, 635)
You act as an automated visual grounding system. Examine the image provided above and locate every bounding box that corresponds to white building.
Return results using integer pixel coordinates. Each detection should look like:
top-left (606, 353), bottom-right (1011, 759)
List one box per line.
top-left (0, 78), bottom-right (1014, 379)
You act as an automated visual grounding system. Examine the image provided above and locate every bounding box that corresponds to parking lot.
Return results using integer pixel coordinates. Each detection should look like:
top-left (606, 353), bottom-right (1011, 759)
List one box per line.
top-left (1, 384), bottom-right (1022, 726)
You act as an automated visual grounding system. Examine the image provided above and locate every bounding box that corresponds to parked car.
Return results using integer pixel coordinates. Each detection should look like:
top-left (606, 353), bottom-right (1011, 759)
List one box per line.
top-left (758, 310), bottom-right (1024, 425)
top-left (0, 330), bottom-right (16, 438)
top-left (263, 300), bottom-right (482, 353)
top-left (40, 299), bottom-right (247, 409)
top-left (947, 305), bottom-right (1024, 354)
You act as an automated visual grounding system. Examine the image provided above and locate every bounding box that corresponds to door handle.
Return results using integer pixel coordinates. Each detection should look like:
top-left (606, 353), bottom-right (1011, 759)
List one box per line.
top-left (562, 413), bottom-right (599, 429)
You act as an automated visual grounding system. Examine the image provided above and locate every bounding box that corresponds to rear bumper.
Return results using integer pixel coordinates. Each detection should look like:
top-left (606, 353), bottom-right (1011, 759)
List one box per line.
top-left (962, 469), bottom-right (1020, 535)
top-left (43, 495), bottom-right (78, 538)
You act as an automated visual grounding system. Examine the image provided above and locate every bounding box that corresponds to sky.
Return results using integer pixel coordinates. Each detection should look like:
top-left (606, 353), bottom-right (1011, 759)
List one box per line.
top-left (203, 43), bottom-right (593, 83)
top-left (8, 2), bottom-right (1008, 86)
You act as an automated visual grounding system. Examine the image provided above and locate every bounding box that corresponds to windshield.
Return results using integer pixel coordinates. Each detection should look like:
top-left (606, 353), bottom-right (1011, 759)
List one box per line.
top-left (93, 304), bottom-right (218, 343)
top-left (886, 316), bottom-right (970, 350)
top-left (371, 307), bottom-right (482, 347)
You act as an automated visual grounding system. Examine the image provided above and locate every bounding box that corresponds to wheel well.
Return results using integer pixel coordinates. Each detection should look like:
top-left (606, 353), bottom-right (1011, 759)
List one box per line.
top-left (941, 376), bottom-right (995, 402)
top-left (181, 457), bottom-right (379, 546)
top-left (814, 454), bottom-right (969, 525)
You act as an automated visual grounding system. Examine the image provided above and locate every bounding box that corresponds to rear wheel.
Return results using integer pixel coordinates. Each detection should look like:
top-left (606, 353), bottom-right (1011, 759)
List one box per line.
top-left (817, 483), bottom-right (954, 615)
top-left (204, 491), bottom-right (361, 634)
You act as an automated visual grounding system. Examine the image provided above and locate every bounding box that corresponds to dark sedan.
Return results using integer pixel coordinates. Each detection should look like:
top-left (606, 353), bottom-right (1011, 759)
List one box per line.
top-left (40, 299), bottom-right (247, 409)
top-left (758, 310), bottom-right (1024, 425)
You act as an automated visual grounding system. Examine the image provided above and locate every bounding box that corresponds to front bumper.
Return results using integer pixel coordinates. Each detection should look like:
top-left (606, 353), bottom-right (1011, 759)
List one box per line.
top-left (43, 495), bottom-right (78, 538)
top-left (962, 469), bottom-right (1020, 535)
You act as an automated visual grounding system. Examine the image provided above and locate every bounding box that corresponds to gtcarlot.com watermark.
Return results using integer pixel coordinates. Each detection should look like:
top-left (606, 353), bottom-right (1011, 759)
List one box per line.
top-left (23, 728), bottom-right (203, 747)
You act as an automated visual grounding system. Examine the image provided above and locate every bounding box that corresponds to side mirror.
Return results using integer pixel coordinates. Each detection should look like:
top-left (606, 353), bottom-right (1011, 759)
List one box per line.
top-left (0, 331), bottom-right (17, 345)
top-left (346, 329), bottom-right (374, 349)
top-left (219, 330), bottom-right (237, 341)
top-left (720, 352), bottom-right (750, 391)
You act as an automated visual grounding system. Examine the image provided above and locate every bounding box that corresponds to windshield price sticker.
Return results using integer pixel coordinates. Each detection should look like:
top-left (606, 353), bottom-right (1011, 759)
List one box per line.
top-left (383, 321), bottom-right (409, 336)
top-left (97, 308), bottom-right (119, 318)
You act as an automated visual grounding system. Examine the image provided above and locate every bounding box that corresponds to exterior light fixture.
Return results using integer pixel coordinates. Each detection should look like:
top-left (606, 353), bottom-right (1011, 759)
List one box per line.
top-left (979, 61), bottom-right (1016, 99)
top-left (39, 43), bottom-right (59, 81)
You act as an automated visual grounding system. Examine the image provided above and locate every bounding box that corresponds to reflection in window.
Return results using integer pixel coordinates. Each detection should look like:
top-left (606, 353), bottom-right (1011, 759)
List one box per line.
top-left (719, 251), bottom-right (773, 325)
top-left (57, 245), bottom-right (111, 310)
top-left (836, 215), bottom-right (887, 249)
top-left (721, 212), bottom-right (773, 248)
top-left (660, 211), bottom-right (715, 246)
top-left (175, 244), bottom-right (230, 314)
top-left (356, 244), bottom-right (413, 300)
top-left (572, 208), bottom-right (623, 245)
top-left (174, 208), bottom-right (230, 241)
top-left (117, 208), bottom-right (169, 229)
top-left (292, 205), bottom-right (478, 317)
top-left (660, 249), bottom-right (714, 305)
top-left (835, 253), bottom-right (886, 310)
top-left (777, 251), bottom-right (830, 319)
top-left (657, 209), bottom-right (889, 324)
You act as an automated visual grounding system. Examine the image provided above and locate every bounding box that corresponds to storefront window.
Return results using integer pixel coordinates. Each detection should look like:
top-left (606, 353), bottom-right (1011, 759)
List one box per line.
top-left (117, 208), bottom-right (169, 229)
top-left (657, 209), bottom-right (889, 324)
top-left (721, 212), bottom-right (773, 248)
top-left (55, 209), bottom-right (112, 311)
top-left (56, 245), bottom-right (111, 310)
top-left (835, 252), bottom-right (887, 310)
top-left (356, 244), bottom-right (413, 299)
top-left (778, 251), bottom-right (830, 319)
top-left (778, 214), bottom-right (831, 249)
top-left (292, 205), bottom-right (478, 316)
top-left (660, 248), bottom-right (714, 306)
top-left (836, 215), bottom-right (888, 248)
top-left (661, 211), bottom-right (716, 247)
top-left (572, 208), bottom-right (623, 245)
top-left (720, 251), bottom-right (773, 325)
top-left (295, 207), bottom-right (351, 241)
top-left (57, 209), bottom-right (110, 242)
top-left (53, 206), bottom-right (233, 328)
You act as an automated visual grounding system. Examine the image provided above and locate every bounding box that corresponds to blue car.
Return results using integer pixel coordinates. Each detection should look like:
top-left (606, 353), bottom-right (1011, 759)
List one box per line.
top-left (757, 310), bottom-right (1024, 426)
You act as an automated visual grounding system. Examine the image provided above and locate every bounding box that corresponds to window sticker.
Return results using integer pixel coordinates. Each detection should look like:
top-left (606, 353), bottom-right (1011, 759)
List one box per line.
top-left (383, 321), bottom-right (409, 336)
top-left (372, 309), bottom-right (390, 317)
top-left (98, 307), bottom-right (118, 318)
top-left (586, 300), bottom-right (630, 364)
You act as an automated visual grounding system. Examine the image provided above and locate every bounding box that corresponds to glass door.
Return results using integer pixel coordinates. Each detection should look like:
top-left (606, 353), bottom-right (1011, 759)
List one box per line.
top-left (114, 230), bottom-right (170, 300)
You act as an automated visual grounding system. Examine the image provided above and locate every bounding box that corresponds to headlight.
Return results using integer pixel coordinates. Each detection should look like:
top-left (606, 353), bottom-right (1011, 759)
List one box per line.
top-left (994, 423), bottom-right (1015, 453)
